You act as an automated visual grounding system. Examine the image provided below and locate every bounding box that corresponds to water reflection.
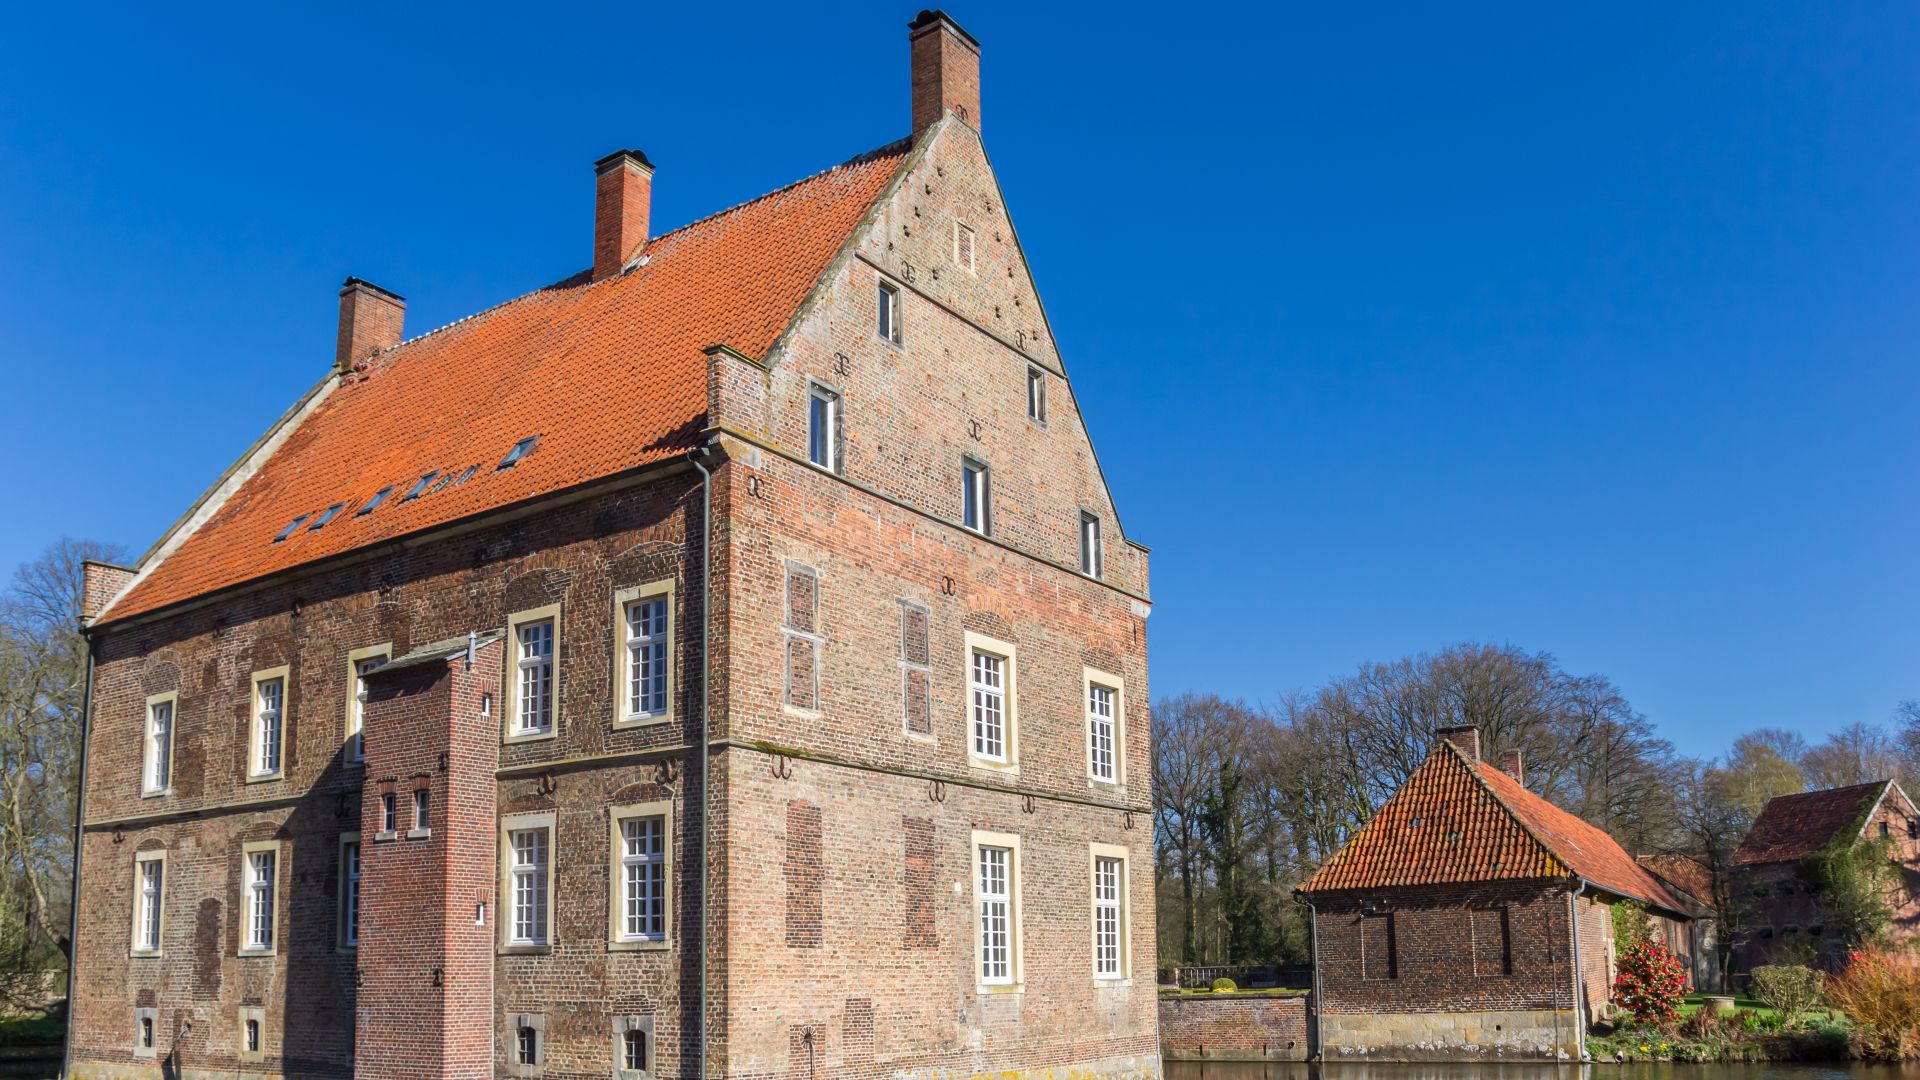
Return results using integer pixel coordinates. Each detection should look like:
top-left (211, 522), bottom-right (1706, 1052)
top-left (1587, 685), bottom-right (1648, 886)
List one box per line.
top-left (1165, 1063), bottom-right (1920, 1080)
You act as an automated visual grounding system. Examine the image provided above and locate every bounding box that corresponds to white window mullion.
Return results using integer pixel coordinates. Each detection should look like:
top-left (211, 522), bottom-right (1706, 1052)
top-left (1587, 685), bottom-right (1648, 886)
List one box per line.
top-left (978, 845), bottom-right (1012, 984)
top-left (516, 620), bottom-right (555, 735)
top-left (1094, 856), bottom-right (1122, 977)
top-left (510, 828), bottom-right (549, 945)
top-left (971, 651), bottom-right (1006, 762)
top-left (1088, 684), bottom-right (1115, 782)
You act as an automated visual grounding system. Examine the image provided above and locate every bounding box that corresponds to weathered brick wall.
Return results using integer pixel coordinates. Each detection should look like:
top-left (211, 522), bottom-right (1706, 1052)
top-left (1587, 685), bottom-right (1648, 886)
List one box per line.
top-left (1157, 995), bottom-right (1308, 1061)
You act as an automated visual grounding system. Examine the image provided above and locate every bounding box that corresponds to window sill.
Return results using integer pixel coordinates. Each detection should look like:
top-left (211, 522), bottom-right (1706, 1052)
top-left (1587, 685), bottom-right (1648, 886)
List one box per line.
top-left (139, 789), bottom-right (172, 800)
top-left (614, 713), bottom-right (673, 731)
top-left (782, 705), bottom-right (823, 721)
top-left (609, 937), bottom-right (672, 953)
top-left (405, 828), bottom-right (431, 840)
top-left (504, 729), bottom-right (558, 746)
top-left (244, 773), bottom-right (284, 785)
top-left (237, 948), bottom-right (277, 959)
top-left (968, 756), bottom-right (1018, 776)
top-left (977, 983), bottom-right (1024, 996)
top-left (501, 943), bottom-right (552, 956)
top-left (903, 729), bottom-right (937, 745)
top-left (373, 830), bottom-right (398, 843)
top-left (129, 949), bottom-right (163, 960)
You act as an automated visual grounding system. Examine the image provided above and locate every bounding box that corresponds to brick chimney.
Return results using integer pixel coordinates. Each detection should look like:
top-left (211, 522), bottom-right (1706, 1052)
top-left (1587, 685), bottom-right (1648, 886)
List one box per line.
top-left (909, 10), bottom-right (981, 132)
top-left (1501, 750), bottom-right (1525, 784)
top-left (1435, 725), bottom-right (1481, 762)
top-left (593, 149), bottom-right (654, 283)
top-left (335, 278), bottom-right (406, 375)
top-left (80, 560), bottom-right (134, 624)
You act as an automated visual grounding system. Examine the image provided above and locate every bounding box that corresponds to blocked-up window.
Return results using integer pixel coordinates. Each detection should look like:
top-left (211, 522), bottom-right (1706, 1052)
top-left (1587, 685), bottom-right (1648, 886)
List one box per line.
top-left (785, 801), bottom-right (823, 948)
top-left (899, 601), bottom-right (932, 735)
top-left (903, 817), bottom-right (937, 949)
top-left (1471, 905), bottom-right (1511, 976)
top-left (955, 221), bottom-right (977, 273)
top-left (1361, 911), bottom-right (1396, 980)
top-left (783, 563), bottom-right (821, 711)
top-left (340, 839), bottom-right (360, 948)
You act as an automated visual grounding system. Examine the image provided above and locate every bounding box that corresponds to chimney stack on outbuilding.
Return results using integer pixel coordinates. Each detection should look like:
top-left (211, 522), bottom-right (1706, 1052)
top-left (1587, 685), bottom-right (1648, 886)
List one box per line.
top-left (1501, 750), bottom-right (1525, 785)
top-left (335, 278), bottom-right (406, 375)
top-left (909, 9), bottom-right (982, 133)
top-left (1435, 725), bottom-right (1481, 762)
top-left (593, 149), bottom-right (654, 283)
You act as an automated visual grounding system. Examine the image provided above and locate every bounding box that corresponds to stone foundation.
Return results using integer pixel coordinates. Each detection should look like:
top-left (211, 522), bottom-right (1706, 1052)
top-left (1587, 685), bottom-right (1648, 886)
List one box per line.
top-left (1319, 1009), bottom-right (1580, 1061)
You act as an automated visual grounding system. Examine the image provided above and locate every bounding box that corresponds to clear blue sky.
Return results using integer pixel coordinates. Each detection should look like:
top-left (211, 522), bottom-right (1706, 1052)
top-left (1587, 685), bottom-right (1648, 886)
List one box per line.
top-left (4, 3), bottom-right (1914, 760)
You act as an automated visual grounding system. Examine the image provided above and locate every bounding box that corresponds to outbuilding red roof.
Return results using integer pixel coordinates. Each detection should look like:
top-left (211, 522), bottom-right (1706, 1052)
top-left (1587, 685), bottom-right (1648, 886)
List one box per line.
top-left (1732, 781), bottom-right (1892, 866)
top-left (99, 141), bottom-right (910, 624)
top-left (1300, 740), bottom-right (1691, 916)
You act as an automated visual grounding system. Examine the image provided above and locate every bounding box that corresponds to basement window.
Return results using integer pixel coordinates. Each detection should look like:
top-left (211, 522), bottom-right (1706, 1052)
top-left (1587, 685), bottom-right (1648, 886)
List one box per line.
top-left (272, 515), bottom-right (310, 542)
top-left (309, 503), bottom-right (346, 530)
top-left (499, 436), bottom-right (539, 471)
top-left (402, 472), bottom-right (438, 501)
top-left (877, 280), bottom-right (902, 345)
top-left (355, 487), bottom-right (393, 517)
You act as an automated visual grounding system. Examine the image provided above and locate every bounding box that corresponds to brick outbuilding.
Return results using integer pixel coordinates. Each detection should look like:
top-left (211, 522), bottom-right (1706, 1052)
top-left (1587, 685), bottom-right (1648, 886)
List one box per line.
top-left (1297, 727), bottom-right (1692, 1062)
top-left (65, 11), bottom-right (1157, 1080)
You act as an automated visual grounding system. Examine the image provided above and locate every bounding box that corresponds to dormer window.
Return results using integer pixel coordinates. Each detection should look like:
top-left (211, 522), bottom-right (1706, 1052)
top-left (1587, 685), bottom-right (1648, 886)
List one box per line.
top-left (961, 458), bottom-right (990, 534)
top-left (877, 281), bottom-right (901, 344)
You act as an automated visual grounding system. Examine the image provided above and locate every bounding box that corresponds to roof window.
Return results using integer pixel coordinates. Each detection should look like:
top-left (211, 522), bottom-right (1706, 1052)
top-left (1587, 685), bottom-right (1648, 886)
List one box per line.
top-left (356, 487), bottom-right (393, 517)
top-left (402, 472), bottom-right (438, 501)
top-left (273, 515), bottom-right (310, 543)
top-left (455, 464), bottom-right (481, 484)
top-left (309, 503), bottom-right (346, 531)
top-left (499, 436), bottom-right (539, 471)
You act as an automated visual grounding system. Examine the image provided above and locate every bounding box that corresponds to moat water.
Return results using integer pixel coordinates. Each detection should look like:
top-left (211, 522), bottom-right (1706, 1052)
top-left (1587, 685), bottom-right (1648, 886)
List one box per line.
top-left (1166, 1064), bottom-right (1920, 1080)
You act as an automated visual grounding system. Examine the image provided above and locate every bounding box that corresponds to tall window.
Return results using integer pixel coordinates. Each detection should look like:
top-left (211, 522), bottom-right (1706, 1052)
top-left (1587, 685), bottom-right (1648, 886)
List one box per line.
top-left (1087, 683), bottom-right (1117, 783)
top-left (962, 458), bottom-right (990, 534)
top-left (133, 854), bottom-right (163, 953)
top-left (977, 844), bottom-right (1013, 985)
top-left (877, 280), bottom-right (901, 344)
top-left (244, 848), bottom-right (277, 952)
top-left (340, 840), bottom-right (361, 948)
top-left (898, 601), bottom-right (932, 736)
top-left (807, 384), bottom-right (841, 472)
top-left (251, 673), bottom-right (284, 778)
top-left (1093, 854), bottom-right (1124, 978)
top-left (380, 793), bottom-right (397, 834)
top-left (970, 648), bottom-right (1006, 763)
top-left (625, 597), bottom-right (668, 720)
top-left (1079, 512), bottom-right (1103, 578)
top-left (509, 827), bottom-right (550, 945)
top-left (413, 790), bottom-right (430, 831)
top-left (143, 696), bottom-right (174, 795)
top-left (1026, 366), bottom-right (1046, 423)
top-left (620, 816), bottom-right (666, 943)
top-left (348, 649), bottom-right (389, 762)
top-left (783, 564), bottom-right (821, 712)
top-left (514, 618), bottom-right (555, 736)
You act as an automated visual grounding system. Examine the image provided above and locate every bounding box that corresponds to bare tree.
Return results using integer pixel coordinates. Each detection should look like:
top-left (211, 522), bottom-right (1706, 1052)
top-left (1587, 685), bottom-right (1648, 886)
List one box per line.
top-left (1801, 721), bottom-right (1908, 789)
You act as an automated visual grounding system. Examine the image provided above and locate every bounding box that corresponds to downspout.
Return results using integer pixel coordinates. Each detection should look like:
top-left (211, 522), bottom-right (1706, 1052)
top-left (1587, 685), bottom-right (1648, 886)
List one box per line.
top-left (688, 447), bottom-right (715, 1080)
top-left (1569, 878), bottom-right (1590, 1063)
top-left (60, 638), bottom-right (97, 1080)
top-left (1293, 893), bottom-right (1321, 1061)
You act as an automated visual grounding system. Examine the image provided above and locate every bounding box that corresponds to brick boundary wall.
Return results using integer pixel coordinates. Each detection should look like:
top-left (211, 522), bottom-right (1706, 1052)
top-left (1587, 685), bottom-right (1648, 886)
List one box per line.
top-left (1157, 995), bottom-right (1309, 1062)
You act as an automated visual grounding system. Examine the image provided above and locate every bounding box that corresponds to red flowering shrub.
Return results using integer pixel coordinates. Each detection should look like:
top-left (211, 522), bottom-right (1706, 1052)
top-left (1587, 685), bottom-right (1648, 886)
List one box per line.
top-left (1613, 939), bottom-right (1689, 1025)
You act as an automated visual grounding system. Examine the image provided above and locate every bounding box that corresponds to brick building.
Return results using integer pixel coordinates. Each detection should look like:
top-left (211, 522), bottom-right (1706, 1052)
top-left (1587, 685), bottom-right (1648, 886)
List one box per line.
top-left (65, 12), bottom-right (1158, 1080)
top-left (1296, 727), bottom-right (1692, 1062)
top-left (1730, 780), bottom-right (1920, 976)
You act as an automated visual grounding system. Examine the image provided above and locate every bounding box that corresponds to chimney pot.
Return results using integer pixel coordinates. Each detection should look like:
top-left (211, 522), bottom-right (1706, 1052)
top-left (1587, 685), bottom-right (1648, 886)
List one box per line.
top-left (593, 149), bottom-right (654, 283)
top-left (1434, 725), bottom-right (1481, 763)
top-left (335, 278), bottom-right (406, 375)
top-left (1501, 750), bottom-right (1525, 785)
top-left (909, 10), bottom-right (982, 133)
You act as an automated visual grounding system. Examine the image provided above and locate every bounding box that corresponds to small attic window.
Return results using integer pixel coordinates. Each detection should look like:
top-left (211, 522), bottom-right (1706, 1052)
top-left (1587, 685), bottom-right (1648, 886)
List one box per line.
top-left (356, 487), bottom-right (393, 517)
top-left (273, 515), bottom-right (310, 542)
top-left (402, 472), bottom-right (438, 501)
top-left (428, 471), bottom-right (457, 495)
top-left (455, 464), bottom-right (481, 485)
top-left (309, 503), bottom-right (347, 531)
top-left (499, 436), bottom-right (539, 471)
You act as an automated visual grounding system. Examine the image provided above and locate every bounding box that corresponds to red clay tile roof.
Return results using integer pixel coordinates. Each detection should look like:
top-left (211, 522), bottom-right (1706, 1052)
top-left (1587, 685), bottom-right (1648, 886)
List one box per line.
top-left (1301, 742), bottom-right (1691, 916)
top-left (1732, 781), bottom-right (1891, 866)
top-left (100, 141), bottom-right (910, 624)
top-left (1638, 853), bottom-right (1716, 911)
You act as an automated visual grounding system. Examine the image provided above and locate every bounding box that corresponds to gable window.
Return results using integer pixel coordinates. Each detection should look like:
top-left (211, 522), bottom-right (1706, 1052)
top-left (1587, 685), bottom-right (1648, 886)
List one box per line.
top-left (339, 837), bottom-right (361, 949)
top-left (782, 563), bottom-right (822, 713)
top-left (143, 694), bottom-right (175, 796)
top-left (240, 843), bottom-right (279, 955)
top-left (972, 832), bottom-right (1022, 989)
top-left (877, 280), bottom-right (901, 344)
top-left (609, 803), bottom-right (672, 949)
top-left (965, 632), bottom-right (1016, 769)
top-left (132, 851), bottom-right (165, 954)
top-left (502, 813), bottom-right (555, 949)
top-left (898, 600), bottom-right (932, 737)
top-left (1086, 677), bottom-right (1119, 784)
top-left (346, 645), bottom-right (391, 763)
top-left (615, 583), bottom-right (673, 727)
top-left (1079, 512), bottom-right (1103, 578)
top-left (961, 458), bottom-right (991, 534)
top-left (807, 383), bottom-right (841, 473)
top-left (955, 221), bottom-right (977, 273)
top-left (1026, 366), bottom-right (1046, 424)
top-left (506, 606), bottom-right (560, 741)
top-left (249, 668), bottom-right (288, 781)
top-left (1091, 846), bottom-right (1130, 980)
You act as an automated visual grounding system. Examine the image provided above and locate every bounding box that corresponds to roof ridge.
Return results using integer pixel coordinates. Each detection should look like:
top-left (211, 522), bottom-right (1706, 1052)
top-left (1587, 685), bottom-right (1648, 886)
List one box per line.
top-left (1449, 744), bottom-right (1570, 879)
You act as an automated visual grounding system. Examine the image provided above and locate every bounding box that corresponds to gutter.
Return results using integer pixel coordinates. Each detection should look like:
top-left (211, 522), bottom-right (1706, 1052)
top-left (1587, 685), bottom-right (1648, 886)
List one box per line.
top-left (688, 446), bottom-right (716, 1080)
top-left (1569, 878), bottom-right (1590, 1063)
top-left (1293, 892), bottom-right (1321, 1061)
top-left (60, 640), bottom-right (96, 1080)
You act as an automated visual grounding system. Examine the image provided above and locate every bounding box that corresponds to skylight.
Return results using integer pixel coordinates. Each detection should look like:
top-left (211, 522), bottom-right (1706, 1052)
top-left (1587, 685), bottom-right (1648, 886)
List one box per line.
top-left (498, 436), bottom-right (539, 471)
top-left (356, 487), bottom-right (393, 517)
top-left (273, 515), bottom-right (310, 543)
top-left (427, 471), bottom-right (457, 495)
top-left (402, 472), bottom-right (438, 501)
top-left (309, 503), bottom-right (346, 531)
top-left (455, 464), bottom-right (480, 485)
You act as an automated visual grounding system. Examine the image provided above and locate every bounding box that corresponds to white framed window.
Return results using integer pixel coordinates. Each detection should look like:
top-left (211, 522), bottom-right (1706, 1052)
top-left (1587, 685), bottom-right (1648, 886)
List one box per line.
top-left (961, 457), bottom-right (991, 534)
top-left (1079, 511), bottom-right (1103, 579)
top-left (131, 850), bottom-right (165, 955)
top-left (142, 693), bottom-right (175, 796)
top-left (338, 835), bottom-right (361, 949)
top-left (609, 801), bottom-right (672, 949)
top-left (1090, 844), bottom-right (1132, 980)
top-left (965, 631), bottom-right (1017, 771)
top-left (1026, 366), bottom-right (1046, 424)
top-left (782, 562), bottom-right (822, 714)
top-left (971, 831), bottom-right (1023, 990)
top-left (412, 789), bottom-right (431, 834)
top-left (614, 583), bottom-right (674, 728)
top-left (955, 221), bottom-right (977, 273)
top-left (239, 842), bottom-right (279, 955)
top-left (379, 792), bottom-right (397, 837)
top-left (506, 605), bottom-right (560, 741)
top-left (877, 279), bottom-right (902, 344)
top-left (807, 383), bottom-right (841, 473)
top-left (1084, 668), bottom-right (1125, 786)
top-left (248, 667), bottom-right (288, 781)
top-left (345, 644), bottom-right (391, 763)
top-left (501, 812), bottom-right (555, 949)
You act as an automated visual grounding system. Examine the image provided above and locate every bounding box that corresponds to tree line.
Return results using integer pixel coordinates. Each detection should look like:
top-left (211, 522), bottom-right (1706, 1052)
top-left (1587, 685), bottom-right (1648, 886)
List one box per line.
top-left (1151, 642), bottom-right (1919, 980)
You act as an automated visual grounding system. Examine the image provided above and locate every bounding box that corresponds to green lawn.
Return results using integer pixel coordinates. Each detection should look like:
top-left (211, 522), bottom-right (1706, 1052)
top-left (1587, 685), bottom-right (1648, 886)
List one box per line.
top-left (0, 1014), bottom-right (64, 1047)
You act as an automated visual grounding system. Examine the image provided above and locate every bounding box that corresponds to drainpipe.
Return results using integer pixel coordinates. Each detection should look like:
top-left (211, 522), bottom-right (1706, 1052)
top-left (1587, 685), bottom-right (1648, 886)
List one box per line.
top-left (60, 639), bottom-right (97, 1080)
top-left (687, 446), bottom-right (716, 1080)
top-left (1569, 878), bottom-right (1590, 1063)
top-left (1293, 893), bottom-right (1321, 1061)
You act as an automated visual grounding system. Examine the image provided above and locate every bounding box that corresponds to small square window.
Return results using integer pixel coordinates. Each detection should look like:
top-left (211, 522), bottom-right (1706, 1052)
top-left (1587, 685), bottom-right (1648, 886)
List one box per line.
top-left (961, 459), bottom-right (990, 534)
top-left (877, 281), bottom-right (901, 345)
top-left (807, 384), bottom-right (841, 473)
top-left (1026, 366), bottom-right (1046, 424)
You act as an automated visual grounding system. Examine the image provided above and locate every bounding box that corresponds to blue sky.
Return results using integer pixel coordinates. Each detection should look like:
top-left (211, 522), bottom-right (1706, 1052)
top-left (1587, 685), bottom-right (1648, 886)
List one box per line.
top-left (3, 3), bottom-right (1914, 760)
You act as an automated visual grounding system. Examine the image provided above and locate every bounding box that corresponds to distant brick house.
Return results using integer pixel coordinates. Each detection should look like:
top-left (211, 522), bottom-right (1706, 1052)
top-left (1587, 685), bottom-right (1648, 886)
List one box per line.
top-left (1637, 853), bottom-right (1721, 991)
top-left (65, 12), bottom-right (1159, 1080)
top-left (1297, 727), bottom-right (1693, 1062)
top-left (1730, 780), bottom-right (1920, 976)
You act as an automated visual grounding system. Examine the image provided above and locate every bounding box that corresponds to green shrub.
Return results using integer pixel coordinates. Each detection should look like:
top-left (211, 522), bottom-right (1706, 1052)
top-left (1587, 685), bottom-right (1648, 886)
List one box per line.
top-left (1827, 947), bottom-right (1920, 1060)
top-left (1750, 964), bottom-right (1825, 1027)
top-left (1209, 977), bottom-right (1237, 993)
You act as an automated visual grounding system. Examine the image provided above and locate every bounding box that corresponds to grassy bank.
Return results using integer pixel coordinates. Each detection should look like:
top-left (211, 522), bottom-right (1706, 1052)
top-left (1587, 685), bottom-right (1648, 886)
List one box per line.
top-left (1589, 994), bottom-right (1852, 1063)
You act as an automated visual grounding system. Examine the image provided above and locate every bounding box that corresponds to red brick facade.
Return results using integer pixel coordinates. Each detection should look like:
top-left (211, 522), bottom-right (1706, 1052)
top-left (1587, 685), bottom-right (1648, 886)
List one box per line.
top-left (67, 12), bottom-right (1156, 1080)
top-left (1157, 995), bottom-right (1307, 1062)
